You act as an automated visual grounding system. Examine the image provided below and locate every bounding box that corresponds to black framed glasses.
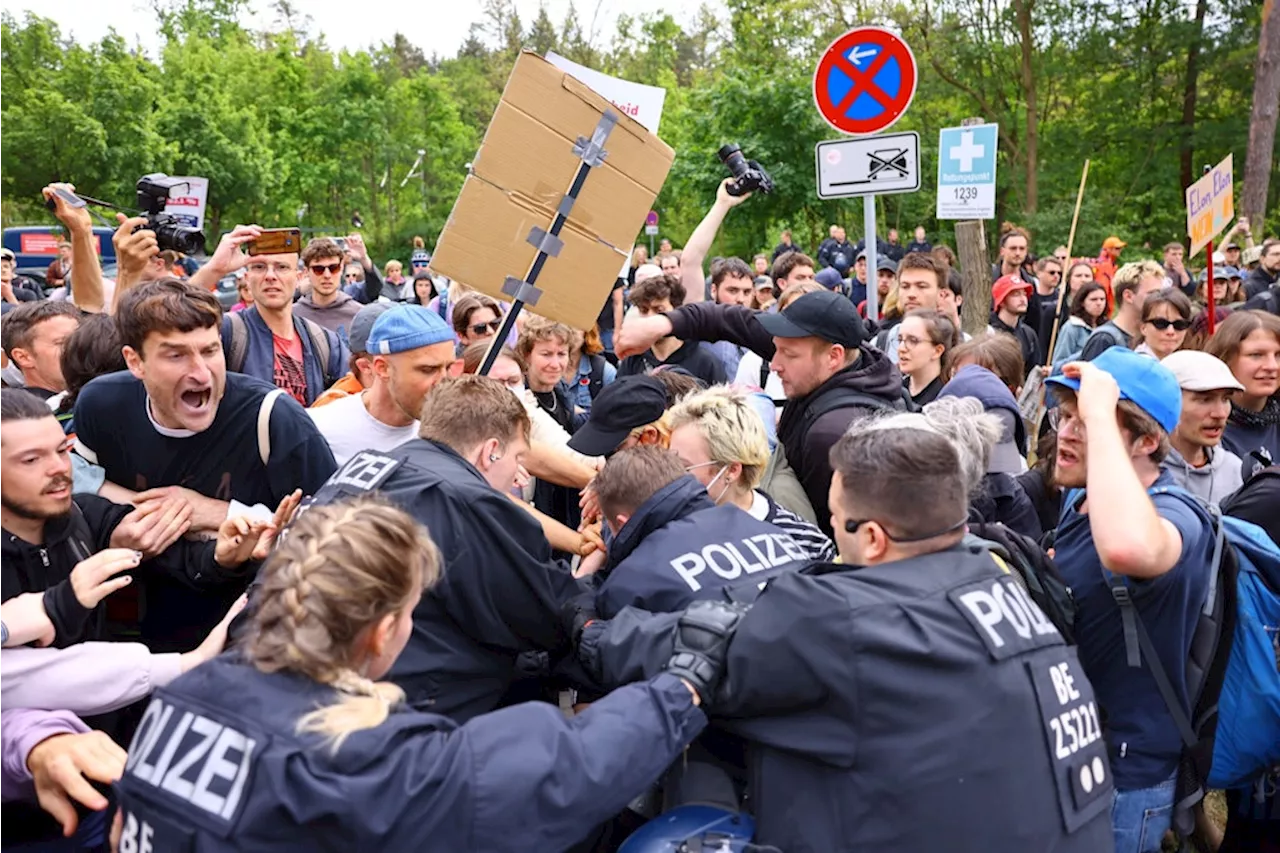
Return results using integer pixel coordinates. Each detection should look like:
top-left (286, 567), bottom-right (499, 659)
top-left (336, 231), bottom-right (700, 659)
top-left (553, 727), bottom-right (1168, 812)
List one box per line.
top-left (1145, 318), bottom-right (1191, 331)
top-left (470, 320), bottom-right (502, 336)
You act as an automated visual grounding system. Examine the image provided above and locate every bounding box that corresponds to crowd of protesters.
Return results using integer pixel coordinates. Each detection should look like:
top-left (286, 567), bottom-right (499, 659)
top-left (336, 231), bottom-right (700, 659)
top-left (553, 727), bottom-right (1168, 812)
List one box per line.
top-left (1, 175), bottom-right (1278, 853)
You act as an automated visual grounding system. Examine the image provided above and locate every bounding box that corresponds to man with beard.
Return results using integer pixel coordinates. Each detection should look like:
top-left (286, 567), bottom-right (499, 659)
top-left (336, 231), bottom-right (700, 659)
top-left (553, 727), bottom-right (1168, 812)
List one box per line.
top-left (1046, 349), bottom-right (1215, 853)
top-left (72, 279), bottom-right (333, 648)
top-left (0, 388), bottom-right (278, 847)
top-left (987, 275), bottom-right (1040, 378)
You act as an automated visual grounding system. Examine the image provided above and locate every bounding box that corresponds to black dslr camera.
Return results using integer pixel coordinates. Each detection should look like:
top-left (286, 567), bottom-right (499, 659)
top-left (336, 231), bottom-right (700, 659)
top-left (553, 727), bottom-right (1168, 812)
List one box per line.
top-left (136, 174), bottom-right (206, 255)
top-left (718, 144), bottom-right (774, 197)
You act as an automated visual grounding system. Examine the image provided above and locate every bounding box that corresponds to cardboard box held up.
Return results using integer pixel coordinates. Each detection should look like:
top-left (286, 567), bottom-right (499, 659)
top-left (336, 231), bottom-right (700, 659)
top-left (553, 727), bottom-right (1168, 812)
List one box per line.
top-left (430, 51), bottom-right (675, 331)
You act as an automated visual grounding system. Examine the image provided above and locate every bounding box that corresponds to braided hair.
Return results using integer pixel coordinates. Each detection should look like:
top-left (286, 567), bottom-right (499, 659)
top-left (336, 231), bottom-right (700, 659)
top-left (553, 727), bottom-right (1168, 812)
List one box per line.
top-left (244, 496), bottom-right (441, 751)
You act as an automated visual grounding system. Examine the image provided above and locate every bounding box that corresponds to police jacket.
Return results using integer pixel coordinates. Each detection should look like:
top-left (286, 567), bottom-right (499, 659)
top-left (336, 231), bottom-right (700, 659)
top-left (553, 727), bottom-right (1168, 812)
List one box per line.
top-left (666, 302), bottom-right (905, 536)
top-left (114, 655), bottom-right (706, 853)
top-left (304, 440), bottom-right (587, 722)
top-left (597, 476), bottom-right (810, 618)
top-left (581, 545), bottom-right (1115, 853)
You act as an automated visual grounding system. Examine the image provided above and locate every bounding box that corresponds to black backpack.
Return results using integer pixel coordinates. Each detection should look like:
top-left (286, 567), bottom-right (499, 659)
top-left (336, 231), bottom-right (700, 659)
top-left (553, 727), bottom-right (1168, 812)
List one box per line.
top-left (799, 385), bottom-right (910, 434)
top-left (970, 521), bottom-right (1077, 644)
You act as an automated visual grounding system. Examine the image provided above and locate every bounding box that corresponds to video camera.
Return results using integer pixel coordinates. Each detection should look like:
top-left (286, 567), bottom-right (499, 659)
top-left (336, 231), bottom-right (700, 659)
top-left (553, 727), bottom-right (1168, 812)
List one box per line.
top-left (135, 174), bottom-right (207, 255)
top-left (718, 144), bottom-right (774, 197)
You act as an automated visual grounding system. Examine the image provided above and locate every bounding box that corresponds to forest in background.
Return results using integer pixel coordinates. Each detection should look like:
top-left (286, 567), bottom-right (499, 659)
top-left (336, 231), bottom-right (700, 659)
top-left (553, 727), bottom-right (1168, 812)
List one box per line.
top-left (2, 0), bottom-right (1276, 263)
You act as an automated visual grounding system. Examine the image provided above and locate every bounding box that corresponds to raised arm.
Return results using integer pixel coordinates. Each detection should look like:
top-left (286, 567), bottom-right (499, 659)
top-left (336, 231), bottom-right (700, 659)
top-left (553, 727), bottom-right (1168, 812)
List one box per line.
top-left (679, 179), bottom-right (753, 304)
top-left (43, 184), bottom-right (104, 313)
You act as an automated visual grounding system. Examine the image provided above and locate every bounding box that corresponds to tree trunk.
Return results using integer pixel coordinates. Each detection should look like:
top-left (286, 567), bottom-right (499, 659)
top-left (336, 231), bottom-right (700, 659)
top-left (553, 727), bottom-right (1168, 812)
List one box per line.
top-left (1180, 0), bottom-right (1209, 226)
top-left (1243, 0), bottom-right (1280, 234)
top-left (1015, 0), bottom-right (1038, 214)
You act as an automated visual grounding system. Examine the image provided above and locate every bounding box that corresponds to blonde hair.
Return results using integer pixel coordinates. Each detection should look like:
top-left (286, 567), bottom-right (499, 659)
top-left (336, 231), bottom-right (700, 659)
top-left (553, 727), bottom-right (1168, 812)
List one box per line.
top-left (515, 315), bottom-right (576, 362)
top-left (244, 497), bottom-right (441, 752)
top-left (778, 281), bottom-right (823, 311)
top-left (384, 260), bottom-right (402, 277)
top-left (667, 387), bottom-right (770, 491)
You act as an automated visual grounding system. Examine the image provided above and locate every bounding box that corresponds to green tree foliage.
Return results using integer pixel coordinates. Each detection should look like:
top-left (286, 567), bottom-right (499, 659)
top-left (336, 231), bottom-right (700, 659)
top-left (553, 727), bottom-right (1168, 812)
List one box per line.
top-left (1, 0), bottom-right (1276, 264)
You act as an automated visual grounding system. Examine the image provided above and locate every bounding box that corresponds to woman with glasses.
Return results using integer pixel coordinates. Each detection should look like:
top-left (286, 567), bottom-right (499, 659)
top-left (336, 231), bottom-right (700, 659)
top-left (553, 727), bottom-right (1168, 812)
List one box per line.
top-left (451, 292), bottom-right (504, 353)
top-left (667, 387), bottom-right (835, 561)
top-left (896, 309), bottom-right (958, 407)
top-left (1135, 289), bottom-right (1192, 360)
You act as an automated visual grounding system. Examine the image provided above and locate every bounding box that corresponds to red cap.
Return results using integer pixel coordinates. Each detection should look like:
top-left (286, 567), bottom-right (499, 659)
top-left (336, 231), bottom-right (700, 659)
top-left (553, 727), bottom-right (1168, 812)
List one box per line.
top-left (992, 275), bottom-right (1032, 308)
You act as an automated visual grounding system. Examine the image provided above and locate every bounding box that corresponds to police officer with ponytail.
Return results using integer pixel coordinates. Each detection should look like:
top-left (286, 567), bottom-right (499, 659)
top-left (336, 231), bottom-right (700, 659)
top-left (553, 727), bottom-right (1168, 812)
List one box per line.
top-left (113, 496), bottom-right (734, 852)
top-left (580, 407), bottom-right (1116, 852)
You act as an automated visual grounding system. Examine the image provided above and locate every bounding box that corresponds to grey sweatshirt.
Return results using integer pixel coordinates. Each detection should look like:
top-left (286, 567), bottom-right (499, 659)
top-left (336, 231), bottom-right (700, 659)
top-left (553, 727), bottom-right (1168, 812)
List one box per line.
top-left (293, 290), bottom-right (361, 339)
top-left (1160, 444), bottom-right (1244, 507)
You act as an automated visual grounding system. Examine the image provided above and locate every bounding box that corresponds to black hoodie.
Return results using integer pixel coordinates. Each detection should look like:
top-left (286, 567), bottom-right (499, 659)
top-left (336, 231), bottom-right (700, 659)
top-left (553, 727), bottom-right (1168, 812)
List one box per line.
top-left (667, 303), bottom-right (906, 534)
top-left (1, 495), bottom-right (251, 648)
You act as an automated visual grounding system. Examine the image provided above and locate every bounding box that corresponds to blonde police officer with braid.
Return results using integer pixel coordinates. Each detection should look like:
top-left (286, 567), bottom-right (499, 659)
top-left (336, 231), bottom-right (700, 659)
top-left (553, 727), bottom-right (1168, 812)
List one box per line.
top-left (112, 497), bottom-right (730, 852)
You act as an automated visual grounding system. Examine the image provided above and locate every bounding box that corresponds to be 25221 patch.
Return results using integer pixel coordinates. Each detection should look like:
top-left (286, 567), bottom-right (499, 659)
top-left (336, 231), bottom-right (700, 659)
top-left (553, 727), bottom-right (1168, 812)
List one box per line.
top-left (1026, 653), bottom-right (1113, 832)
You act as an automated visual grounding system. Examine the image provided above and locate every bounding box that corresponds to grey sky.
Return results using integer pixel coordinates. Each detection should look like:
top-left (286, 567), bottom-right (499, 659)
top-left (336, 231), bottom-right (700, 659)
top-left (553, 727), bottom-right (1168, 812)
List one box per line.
top-left (0, 0), bottom-right (700, 59)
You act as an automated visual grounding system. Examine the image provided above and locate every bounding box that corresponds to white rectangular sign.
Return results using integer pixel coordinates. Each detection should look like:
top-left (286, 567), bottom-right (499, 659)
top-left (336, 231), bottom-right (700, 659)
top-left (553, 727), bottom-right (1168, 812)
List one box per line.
top-left (163, 176), bottom-right (210, 231)
top-left (936, 123), bottom-right (998, 220)
top-left (815, 132), bottom-right (920, 199)
top-left (546, 51), bottom-right (666, 135)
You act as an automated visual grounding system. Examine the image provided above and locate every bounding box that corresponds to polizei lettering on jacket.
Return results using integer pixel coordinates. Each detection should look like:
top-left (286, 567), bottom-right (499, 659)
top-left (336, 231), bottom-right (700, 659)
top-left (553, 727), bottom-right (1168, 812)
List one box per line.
top-left (670, 532), bottom-right (807, 592)
top-left (949, 572), bottom-right (1063, 660)
top-left (125, 697), bottom-right (257, 825)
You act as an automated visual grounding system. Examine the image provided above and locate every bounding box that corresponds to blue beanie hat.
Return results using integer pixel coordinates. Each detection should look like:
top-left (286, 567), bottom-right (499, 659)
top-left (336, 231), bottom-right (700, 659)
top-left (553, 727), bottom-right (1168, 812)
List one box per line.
top-left (367, 305), bottom-right (454, 355)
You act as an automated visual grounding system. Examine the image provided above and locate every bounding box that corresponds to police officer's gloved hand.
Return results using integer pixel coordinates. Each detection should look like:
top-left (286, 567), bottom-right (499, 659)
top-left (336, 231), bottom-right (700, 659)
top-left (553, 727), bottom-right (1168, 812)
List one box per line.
top-left (665, 600), bottom-right (750, 706)
top-left (561, 591), bottom-right (598, 646)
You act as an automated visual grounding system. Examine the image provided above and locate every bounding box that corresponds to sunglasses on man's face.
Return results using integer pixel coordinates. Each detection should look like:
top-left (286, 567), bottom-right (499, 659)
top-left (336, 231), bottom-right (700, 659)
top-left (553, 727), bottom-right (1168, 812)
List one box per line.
top-left (1146, 318), bottom-right (1191, 331)
top-left (471, 320), bottom-right (502, 336)
top-left (310, 263), bottom-right (342, 275)
top-left (411, 261), bottom-right (429, 269)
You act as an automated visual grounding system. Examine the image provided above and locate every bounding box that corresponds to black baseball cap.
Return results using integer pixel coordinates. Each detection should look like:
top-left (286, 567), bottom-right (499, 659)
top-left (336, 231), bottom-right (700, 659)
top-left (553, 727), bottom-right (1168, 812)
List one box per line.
top-left (567, 375), bottom-right (668, 457)
top-left (757, 290), bottom-right (867, 349)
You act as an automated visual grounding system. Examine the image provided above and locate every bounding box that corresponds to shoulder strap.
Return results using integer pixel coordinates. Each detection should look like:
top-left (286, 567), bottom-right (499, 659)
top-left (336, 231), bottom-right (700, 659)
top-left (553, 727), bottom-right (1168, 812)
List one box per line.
top-left (758, 357), bottom-right (770, 390)
top-left (588, 354), bottom-right (606, 399)
top-left (256, 388), bottom-right (285, 466)
top-left (875, 328), bottom-right (891, 352)
top-left (227, 312), bottom-right (248, 374)
top-left (805, 387), bottom-right (894, 426)
top-left (1106, 486), bottom-right (1226, 745)
top-left (300, 318), bottom-right (333, 383)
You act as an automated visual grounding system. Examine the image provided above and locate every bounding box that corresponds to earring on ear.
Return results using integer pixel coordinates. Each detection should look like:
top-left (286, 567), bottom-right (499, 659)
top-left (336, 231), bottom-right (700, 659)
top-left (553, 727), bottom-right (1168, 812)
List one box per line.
top-left (488, 454), bottom-right (501, 463)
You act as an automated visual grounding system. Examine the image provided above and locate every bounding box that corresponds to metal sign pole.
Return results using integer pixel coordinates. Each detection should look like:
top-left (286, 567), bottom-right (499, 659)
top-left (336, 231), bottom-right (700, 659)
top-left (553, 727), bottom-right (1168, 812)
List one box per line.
top-left (864, 195), bottom-right (879, 321)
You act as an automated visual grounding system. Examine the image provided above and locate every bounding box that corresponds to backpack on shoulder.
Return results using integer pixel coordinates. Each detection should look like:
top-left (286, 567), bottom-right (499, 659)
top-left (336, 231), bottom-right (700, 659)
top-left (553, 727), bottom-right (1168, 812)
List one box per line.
top-left (1105, 486), bottom-right (1280, 838)
top-left (971, 520), bottom-right (1077, 644)
top-left (226, 312), bottom-right (336, 385)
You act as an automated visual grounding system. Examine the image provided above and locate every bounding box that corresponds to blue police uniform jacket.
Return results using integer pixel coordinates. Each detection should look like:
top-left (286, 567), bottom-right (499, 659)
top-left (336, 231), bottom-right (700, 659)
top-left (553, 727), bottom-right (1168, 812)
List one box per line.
top-left (595, 475), bottom-right (811, 619)
top-left (114, 655), bottom-right (706, 852)
top-left (303, 439), bottom-right (587, 722)
top-left (583, 544), bottom-right (1116, 853)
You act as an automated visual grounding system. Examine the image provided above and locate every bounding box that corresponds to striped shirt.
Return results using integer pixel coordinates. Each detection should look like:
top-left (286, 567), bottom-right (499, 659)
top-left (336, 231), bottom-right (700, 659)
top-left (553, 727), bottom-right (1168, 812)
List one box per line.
top-left (749, 490), bottom-right (836, 562)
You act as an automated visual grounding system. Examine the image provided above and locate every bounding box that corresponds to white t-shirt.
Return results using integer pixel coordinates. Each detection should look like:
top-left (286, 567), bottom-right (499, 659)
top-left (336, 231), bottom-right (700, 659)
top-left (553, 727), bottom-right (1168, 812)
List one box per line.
top-left (307, 392), bottom-right (418, 467)
top-left (734, 351), bottom-right (786, 404)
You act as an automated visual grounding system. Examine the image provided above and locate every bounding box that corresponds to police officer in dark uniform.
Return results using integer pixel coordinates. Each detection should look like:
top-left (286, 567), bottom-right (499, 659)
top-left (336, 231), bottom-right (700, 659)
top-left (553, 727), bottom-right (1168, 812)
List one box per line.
top-left (114, 497), bottom-right (732, 852)
top-left (301, 375), bottom-right (587, 722)
top-left (589, 446), bottom-right (810, 617)
top-left (579, 411), bottom-right (1116, 852)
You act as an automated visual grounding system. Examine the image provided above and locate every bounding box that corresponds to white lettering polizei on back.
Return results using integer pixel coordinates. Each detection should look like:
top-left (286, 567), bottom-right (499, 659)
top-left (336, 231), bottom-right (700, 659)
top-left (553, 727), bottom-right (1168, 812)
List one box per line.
top-left (669, 533), bottom-right (802, 592)
top-left (957, 577), bottom-right (1060, 650)
top-left (126, 697), bottom-right (257, 823)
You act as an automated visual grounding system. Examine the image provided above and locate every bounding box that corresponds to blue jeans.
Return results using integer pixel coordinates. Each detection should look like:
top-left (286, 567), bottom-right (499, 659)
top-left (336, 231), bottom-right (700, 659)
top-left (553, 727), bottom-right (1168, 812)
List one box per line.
top-left (1111, 775), bottom-right (1176, 853)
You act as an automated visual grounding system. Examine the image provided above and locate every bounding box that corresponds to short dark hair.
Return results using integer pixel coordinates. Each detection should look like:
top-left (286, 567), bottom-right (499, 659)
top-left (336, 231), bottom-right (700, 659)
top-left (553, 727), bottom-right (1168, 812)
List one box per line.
top-left (1163, 242), bottom-right (1184, 254)
top-left (630, 273), bottom-right (686, 310)
top-left (452, 293), bottom-right (503, 338)
top-left (652, 368), bottom-right (703, 404)
top-left (1141, 288), bottom-right (1192, 322)
top-left (772, 251), bottom-right (815, 284)
top-left (1, 301), bottom-right (81, 357)
top-left (830, 419), bottom-right (967, 542)
top-left (897, 252), bottom-right (946, 290)
top-left (301, 238), bottom-right (342, 265)
top-left (116, 278), bottom-right (222, 355)
top-left (58, 313), bottom-right (126, 413)
top-left (712, 257), bottom-right (752, 287)
top-left (593, 446), bottom-right (686, 521)
top-left (0, 388), bottom-right (56, 423)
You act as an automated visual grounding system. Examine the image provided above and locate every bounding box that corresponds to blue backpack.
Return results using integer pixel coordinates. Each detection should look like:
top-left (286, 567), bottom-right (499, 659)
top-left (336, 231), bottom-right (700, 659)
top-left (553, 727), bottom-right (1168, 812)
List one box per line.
top-left (1105, 486), bottom-right (1280, 837)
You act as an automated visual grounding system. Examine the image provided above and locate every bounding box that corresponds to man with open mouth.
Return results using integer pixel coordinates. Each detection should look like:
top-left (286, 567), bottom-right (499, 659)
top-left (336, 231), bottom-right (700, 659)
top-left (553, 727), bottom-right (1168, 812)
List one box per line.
top-left (71, 278), bottom-right (336, 651)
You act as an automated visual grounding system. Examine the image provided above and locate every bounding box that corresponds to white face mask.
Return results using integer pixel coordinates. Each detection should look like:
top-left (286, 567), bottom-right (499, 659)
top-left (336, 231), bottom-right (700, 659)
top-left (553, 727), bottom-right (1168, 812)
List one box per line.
top-left (507, 382), bottom-right (525, 398)
top-left (703, 463), bottom-right (733, 503)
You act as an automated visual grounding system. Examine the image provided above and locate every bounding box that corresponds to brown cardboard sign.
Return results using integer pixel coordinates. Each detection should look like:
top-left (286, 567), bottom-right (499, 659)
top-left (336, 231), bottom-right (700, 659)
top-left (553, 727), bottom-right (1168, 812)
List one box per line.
top-left (430, 51), bottom-right (675, 331)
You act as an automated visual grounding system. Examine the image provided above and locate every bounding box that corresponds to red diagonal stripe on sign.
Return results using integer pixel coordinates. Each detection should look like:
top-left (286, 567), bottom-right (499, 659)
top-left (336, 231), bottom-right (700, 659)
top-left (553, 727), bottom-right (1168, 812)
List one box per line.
top-left (832, 47), bottom-right (895, 113)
